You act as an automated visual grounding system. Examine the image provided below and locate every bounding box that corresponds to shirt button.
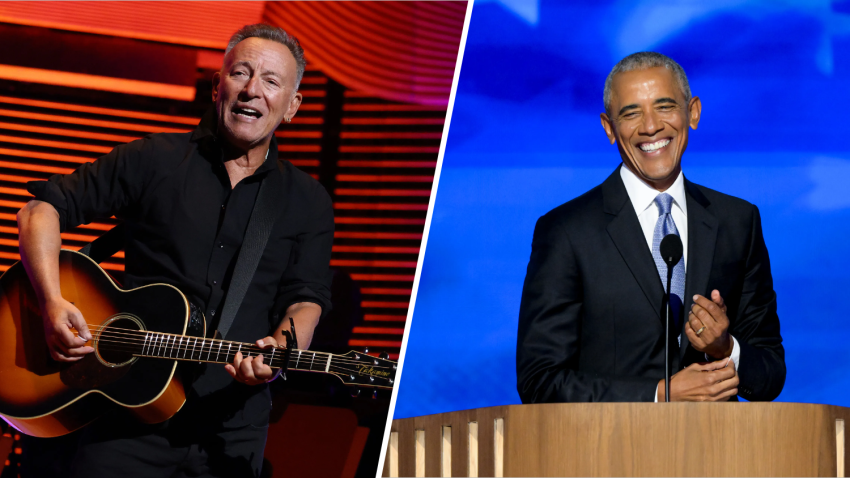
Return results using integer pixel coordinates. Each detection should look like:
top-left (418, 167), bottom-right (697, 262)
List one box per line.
top-left (221, 204), bottom-right (226, 210)
top-left (213, 280), bottom-right (218, 285)
top-left (219, 243), bottom-right (224, 248)
top-left (211, 309), bottom-right (216, 316)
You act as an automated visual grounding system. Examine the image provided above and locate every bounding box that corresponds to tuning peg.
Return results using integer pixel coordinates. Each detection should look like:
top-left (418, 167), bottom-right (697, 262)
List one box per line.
top-left (379, 351), bottom-right (389, 360)
top-left (372, 389), bottom-right (378, 399)
top-left (363, 346), bottom-right (370, 354)
top-left (351, 388), bottom-right (361, 398)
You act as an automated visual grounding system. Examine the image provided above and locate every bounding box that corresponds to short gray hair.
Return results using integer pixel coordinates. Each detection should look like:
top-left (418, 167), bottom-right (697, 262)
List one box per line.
top-left (225, 24), bottom-right (306, 89)
top-left (603, 52), bottom-right (691, 116)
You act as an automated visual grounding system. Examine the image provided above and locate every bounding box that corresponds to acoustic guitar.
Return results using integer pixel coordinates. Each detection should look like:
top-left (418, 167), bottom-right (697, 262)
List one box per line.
top-left (0, 249), bottom-right (397, 438)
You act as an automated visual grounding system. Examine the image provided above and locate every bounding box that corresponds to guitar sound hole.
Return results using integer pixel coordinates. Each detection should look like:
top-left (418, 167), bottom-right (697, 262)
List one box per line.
top-left (95, 316), bottom-right (143, 367)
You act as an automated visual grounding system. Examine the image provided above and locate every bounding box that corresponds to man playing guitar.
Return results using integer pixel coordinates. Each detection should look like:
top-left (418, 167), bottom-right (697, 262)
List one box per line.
top-left (16, 24), bottom-right (333, 477)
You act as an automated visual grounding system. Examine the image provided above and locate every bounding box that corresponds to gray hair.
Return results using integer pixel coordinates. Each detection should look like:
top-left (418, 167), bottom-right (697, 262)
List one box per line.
top-left (603, 52), bottom-right (691, 116)
top-left (225, 24), bottom-right (306, 89)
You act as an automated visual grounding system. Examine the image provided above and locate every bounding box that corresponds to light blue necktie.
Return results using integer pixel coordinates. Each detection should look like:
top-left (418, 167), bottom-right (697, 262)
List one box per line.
top-left (651, 193), bottom-right (685, 333)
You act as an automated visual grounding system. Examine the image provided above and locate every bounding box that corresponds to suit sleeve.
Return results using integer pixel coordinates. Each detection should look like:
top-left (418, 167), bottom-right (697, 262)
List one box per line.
top-left (516, 213), bottom-right (658, 403)
top-left (732, 205), bottom-right (786, 401)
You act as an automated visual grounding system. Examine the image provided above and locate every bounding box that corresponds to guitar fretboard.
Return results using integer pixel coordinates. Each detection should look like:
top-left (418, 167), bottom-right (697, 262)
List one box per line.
top-left (91, 328), bottom-right (396, 388)
top-left (125, 331), bottom-right (333, 373)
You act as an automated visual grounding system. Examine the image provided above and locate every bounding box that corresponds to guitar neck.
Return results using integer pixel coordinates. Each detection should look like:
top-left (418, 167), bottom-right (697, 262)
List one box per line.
top-left (133, 331), bottom-right (331, 373)
top-left (96, 328), bottom-right (396, 388)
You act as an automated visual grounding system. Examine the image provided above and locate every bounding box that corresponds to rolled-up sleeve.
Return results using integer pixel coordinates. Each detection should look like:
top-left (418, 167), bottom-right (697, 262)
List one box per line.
top-left (273, 181), bottom-right (334, 316)
top-left (26, 137), bottom-right (155, 231)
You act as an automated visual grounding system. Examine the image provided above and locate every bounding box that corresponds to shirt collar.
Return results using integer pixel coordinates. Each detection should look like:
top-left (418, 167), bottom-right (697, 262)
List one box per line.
top-left (253, 143), bottom-right (278, 175)
top-left (619, 163), bottom-right (687, 217)
top-left (191, 107), bottom-right (279, 176)
top-left (190, 107), bottom-right (218, 143)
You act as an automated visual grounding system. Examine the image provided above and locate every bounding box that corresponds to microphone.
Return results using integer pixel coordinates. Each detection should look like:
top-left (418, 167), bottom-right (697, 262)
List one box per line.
top-left (659, 234), bottom-right (683, 403)
top-left (660, 235), bottom-right (683, 269)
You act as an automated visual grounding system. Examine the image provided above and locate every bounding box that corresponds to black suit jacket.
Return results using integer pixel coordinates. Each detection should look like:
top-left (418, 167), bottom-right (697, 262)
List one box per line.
top-left (516, 168), bottom-right (785, 403)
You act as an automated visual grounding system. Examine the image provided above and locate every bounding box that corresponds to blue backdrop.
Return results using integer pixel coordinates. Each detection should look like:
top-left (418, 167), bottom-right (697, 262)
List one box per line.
top-left (394, 0), bottom-right (850, 418)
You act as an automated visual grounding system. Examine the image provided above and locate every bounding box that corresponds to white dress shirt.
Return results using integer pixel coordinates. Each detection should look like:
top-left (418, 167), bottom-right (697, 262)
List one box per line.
top-left (618, 165), bottom-right (740, 401)
top-left (620, 164), bottom-right (689, 267)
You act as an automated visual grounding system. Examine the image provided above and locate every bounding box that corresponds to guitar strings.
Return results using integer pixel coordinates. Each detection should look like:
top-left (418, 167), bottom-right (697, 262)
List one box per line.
top-left (83, 329), bottom-right (396, 380)
top-left (91, 342), bottom-right (382, 378)
top-left (88, 337), bottom-right (391, 371)
top-left (85, 334), bottom-right (390, 369)
top-left (80, 324), bottom-right (393, 366)
top-left (92, 339), bottom-right (290, 365)
top-left (79, 326), bottom-right (395, 368)
top-left (79, 331), bottom-right (395, 369)
top-left (94, 352), bottom-right (372, 378)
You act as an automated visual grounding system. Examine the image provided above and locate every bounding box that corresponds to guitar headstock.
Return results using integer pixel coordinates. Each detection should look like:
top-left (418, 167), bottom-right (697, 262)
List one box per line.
top-left (328, 350), bottom-right (396, 389)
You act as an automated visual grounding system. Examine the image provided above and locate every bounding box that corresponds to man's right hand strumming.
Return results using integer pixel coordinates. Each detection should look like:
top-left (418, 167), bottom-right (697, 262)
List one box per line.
top-left (42, 297), bottom-right (93, 362)
top-left (17, 200), bottom-right (94, 362)
top-left (656, 359), bottom-right (739, 402)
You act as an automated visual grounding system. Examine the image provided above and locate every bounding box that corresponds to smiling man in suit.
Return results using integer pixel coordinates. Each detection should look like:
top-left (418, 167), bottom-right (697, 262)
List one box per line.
top-left (516, 52), bottom-right (785, 402)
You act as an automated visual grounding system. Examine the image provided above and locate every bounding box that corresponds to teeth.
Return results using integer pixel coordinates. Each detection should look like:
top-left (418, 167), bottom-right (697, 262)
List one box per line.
top-left (235, 107), bottom-right (260, 116)
top-left (640, 139), bottom-right (670, 152)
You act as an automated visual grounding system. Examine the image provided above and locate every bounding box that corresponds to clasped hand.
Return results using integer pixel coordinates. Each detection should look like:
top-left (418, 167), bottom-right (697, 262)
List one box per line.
top-left (686, 289), bottom-right (733, 359)
top-left (655, 289), bottom-right (739, 401)
top-left (658, 359), bottom-right (739, 401)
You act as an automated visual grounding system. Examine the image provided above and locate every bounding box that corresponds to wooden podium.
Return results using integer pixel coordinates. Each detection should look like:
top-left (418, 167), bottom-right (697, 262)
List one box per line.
top-left (384, 403), bottom-right (848, 477)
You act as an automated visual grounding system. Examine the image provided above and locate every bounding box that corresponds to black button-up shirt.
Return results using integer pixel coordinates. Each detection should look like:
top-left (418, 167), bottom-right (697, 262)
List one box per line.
top-left (28, 109), bottom-right (334, 427)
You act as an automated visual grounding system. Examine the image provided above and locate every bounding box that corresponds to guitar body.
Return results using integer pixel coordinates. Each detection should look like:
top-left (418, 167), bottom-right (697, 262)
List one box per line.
top-left (0, 250), bottom-right (192, 437)
top-left (0, 251), bottom-right (399, 438)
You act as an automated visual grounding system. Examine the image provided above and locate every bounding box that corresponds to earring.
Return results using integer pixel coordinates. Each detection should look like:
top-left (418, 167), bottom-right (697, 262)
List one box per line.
top-left (284, 117), bottom-right (291, 123)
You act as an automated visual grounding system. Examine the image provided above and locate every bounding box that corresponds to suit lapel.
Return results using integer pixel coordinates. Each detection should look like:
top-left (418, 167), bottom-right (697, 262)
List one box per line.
top-left (603, 169), bottom-right (666, 320)
top-left (679, 178), bottom-right (718, 359)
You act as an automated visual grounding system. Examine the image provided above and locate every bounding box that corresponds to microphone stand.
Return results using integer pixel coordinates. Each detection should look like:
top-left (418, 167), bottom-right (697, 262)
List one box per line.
top-left (659, 233), bottom-right (682, 403)
top-left (664, 266), bottom-right (673, 403)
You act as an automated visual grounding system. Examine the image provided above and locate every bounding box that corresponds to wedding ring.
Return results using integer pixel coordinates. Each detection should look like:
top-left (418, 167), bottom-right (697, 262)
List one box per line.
top-left (695, 326), bottom-right (706, 336)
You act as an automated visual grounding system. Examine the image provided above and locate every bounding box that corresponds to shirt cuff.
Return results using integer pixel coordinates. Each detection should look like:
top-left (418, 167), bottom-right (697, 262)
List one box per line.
top-left (704, 335), bottom-right (741, 370)
top-left (654, 387), bottom-right (658, 403)
top-left (729, 336), bottom-right (741, 370)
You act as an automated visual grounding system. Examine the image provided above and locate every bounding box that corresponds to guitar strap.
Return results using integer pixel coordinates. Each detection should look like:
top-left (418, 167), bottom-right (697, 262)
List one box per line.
top-left (79, 222), bottom-right (125, 264)
top-left (215, 162), bottom-right (286, 339)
